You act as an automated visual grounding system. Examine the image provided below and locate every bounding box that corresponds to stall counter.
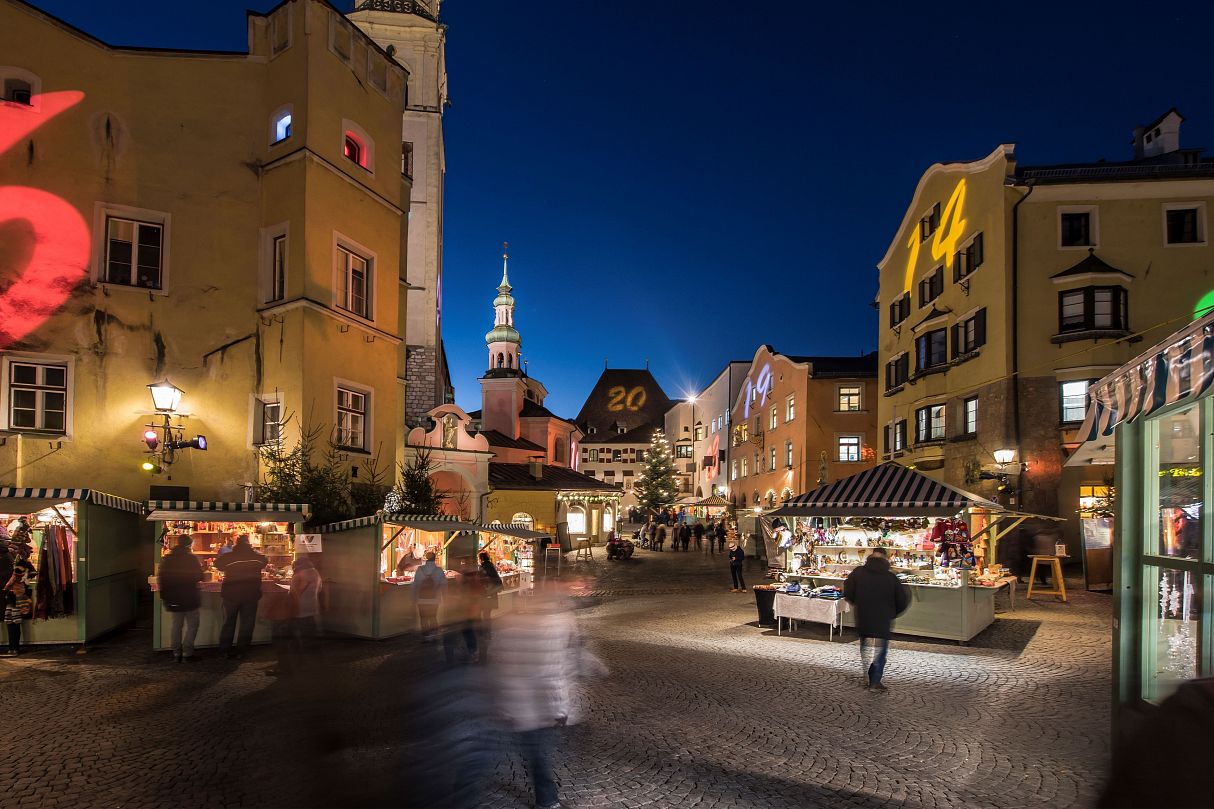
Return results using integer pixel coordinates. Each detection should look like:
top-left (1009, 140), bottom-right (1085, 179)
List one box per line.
top-left (152, 580), bottom-right (291, 650)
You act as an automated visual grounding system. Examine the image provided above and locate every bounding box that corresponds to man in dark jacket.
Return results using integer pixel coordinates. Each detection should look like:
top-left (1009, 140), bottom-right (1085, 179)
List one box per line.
top-left (693, 521), bottom-right (705, 552)
top-left (842, 548), bottom-right (910, 691)
top-left (728, 539), bottom-right (746, 592)
top-left (715, 521), bottom-right (727, 553)
top-left (158, 535), bottom-right (205, 662)
top-left (214, 534), bottom-right (267, 658)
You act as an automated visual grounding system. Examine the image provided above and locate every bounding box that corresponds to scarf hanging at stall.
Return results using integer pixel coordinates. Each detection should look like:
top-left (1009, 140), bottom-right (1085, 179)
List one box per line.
top-left (33, 525), bottom-right (74, 620)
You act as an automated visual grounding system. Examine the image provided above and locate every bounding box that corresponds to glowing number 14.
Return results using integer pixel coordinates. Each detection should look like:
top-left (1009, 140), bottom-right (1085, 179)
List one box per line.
top-left (902, 178), bottom-right (968, 295)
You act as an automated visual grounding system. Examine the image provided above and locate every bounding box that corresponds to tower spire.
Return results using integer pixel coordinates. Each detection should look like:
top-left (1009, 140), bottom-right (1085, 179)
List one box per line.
top-left (500, 241), bottom-right (511, 291)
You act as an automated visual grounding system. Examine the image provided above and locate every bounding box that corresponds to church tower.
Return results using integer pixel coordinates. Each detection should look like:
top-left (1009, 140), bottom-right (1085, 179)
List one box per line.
top-left (347, 1), bottom-right (450, 425)
top-left (485, 246), bottom-right (521, 372)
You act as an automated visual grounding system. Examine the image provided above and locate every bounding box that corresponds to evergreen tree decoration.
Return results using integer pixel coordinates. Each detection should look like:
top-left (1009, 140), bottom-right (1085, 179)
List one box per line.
top-left (635, 430), bottom-right (678, 513)
top-left (386, 447), bottom-right (447, 514)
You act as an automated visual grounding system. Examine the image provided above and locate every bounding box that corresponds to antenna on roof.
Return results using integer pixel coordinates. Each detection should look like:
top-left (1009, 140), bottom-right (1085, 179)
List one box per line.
top-left (605, 357), bottom-right (609, 369)
top-left (646, 358), bottom-right (650, 369)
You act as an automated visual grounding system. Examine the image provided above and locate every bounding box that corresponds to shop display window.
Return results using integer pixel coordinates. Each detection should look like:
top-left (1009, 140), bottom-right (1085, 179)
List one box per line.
top-left (158, 520), bottom-right (294, 587)
top-left (1141, 567), bottom-right (1202, 703)
top-left (1151, 404), bottom-right (1202, 559)
top-left (380, 525), bottom-right (444, 583)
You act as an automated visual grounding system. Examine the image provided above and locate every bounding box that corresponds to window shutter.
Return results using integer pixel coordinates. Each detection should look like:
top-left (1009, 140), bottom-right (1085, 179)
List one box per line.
top-left (972, 232), bottom-right (984, 268)
top-left (953, 252), bottom-right (962, 282)
top-left (951, 323), bottom-right (961, 359)
top-left (253, 400), bottom-right (266, 445)
top-left (975, 308), bottom-right (987, 348)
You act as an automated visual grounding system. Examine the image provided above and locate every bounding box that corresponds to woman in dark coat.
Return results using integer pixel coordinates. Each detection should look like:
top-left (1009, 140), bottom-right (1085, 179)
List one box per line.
top-left (842, 549), bottom-right (910, 691)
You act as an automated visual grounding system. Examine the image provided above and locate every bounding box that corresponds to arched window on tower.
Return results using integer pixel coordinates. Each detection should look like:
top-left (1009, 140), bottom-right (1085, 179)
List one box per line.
top-left (497, 352), bottom-right (504, 368)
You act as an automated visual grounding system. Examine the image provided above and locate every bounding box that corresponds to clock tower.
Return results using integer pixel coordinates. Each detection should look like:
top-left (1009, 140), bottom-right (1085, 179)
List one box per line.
top-left (348, 0), bottom-right (450, 425)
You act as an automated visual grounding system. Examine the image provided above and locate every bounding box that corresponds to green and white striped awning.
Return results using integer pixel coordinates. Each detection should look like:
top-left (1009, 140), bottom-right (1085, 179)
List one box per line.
top-left (317, 512), bottom-right (480, 534)
top-left (479, 522), bottom-right (550, 540)
top-left (0, 487), bottom-right (144, 514)
top-left (146, 501), bottom-right (311, 522)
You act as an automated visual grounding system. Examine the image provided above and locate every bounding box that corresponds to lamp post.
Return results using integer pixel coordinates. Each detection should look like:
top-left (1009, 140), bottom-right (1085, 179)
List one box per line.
top-left (141, 379), bottom-right (206, 474)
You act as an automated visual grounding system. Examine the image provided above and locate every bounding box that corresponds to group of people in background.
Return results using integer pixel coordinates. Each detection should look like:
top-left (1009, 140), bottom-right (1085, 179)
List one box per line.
top-left (640, 514), bottom-right (727, 554)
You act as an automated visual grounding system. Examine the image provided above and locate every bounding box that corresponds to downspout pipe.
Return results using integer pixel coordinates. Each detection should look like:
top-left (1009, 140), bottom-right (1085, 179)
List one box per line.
top-left (1010, 178), bottom-right (1035, 508)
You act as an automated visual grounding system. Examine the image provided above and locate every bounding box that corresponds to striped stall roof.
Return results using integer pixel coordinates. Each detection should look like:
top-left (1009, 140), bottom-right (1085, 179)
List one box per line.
top-left (479, 522), bottom-right (550, 540)
top-left (1076, 312), bottom-right (1214, 443)
top-left (769, 462), bottom-right (1000, 517)
top-left (146, 501), bottom-right (310, 515)
top-left (0, 488), bottom-right (144, 514)
top-left (317, 512), bottom-right (477, 534)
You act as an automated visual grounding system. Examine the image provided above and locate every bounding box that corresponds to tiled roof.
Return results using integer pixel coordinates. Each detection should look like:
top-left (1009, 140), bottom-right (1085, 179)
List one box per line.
top-left (1016, 151), bottom-right (1214, 184)
top-left (583, 421), bottom-right (663, 445)
top-left (575, 369), bottom-right (674, 434)
top-left (1050, 249), bottom-right (1134, 280)
top-left (784, 351), bottom-right (878, 378)
top-left (488, 463), bottom-right (621, 492)
top-left (480, 430), bottom-right (546, 452)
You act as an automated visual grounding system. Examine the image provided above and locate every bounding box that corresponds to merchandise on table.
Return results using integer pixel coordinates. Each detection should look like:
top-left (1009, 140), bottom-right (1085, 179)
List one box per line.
top-left (154, 519), bottom-right (300, 590)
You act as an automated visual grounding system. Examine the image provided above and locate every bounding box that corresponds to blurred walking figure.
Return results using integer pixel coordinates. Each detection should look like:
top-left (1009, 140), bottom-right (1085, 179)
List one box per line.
top-left (715, 521), bottom-right (727, 553)
top-left (842, 547), bottom-right (910, 692)
top-left (290, 555), bottom-right (322, 651)
top-left (654, 524), bottom-right (666, 552)
top-left (478, 551), bottom-right (503, 624)
top-left (413, 550), bottom-right (448, 642)
top-left (679, 522), bottom-right (691, 552)
top-left (728, 539), bottom-right (746, 592)
top-left (158, 535), bottom-right (204, 662)
top-left (693, 521), bottom-right (705, 551)
top-left (443, 573), bottom-right (482, 665)
top-left (491, 578), bottom-right (607, 809)
top-left (215, 534), bottom-right (267, 659)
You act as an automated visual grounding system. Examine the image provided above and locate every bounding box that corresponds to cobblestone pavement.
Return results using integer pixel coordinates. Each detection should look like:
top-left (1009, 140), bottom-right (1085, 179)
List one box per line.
top-left (0, 548), bottom-right (1111, 808)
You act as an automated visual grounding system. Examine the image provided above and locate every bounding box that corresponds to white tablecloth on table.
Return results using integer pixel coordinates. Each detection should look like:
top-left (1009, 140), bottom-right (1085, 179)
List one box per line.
top-left (774, 593), bottom-right (850, 626)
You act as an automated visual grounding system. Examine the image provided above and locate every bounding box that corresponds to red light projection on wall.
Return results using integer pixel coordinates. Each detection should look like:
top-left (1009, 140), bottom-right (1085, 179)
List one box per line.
top-left (0, 91), bottom-right (89, 347)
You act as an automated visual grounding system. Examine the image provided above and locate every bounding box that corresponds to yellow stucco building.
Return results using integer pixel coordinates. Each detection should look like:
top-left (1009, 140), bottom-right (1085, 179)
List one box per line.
top-left (877, 110), bottom-right (1214, 553)
top-left (0, 0), bottom-right (413, 502)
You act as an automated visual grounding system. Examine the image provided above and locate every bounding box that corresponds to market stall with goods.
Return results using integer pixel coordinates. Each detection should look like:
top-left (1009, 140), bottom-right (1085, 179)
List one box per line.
top-left (768, 463), bottom-right (1043, 643)
top-left (0, 487), bottom-right (144, 646)
top-left (316, 512), bottom-right (485, 640)
top-left (147, 501), bottom-right (311, 650)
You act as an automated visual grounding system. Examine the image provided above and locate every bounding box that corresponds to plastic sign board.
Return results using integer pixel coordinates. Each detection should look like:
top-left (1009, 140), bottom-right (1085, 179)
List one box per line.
top-left (295, 534), bottom-right (323, 553)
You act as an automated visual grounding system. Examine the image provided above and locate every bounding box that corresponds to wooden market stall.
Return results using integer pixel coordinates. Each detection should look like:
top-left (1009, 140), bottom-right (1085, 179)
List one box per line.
top-left (768, 463), bottom-right (1045, 643)
top-left (148, 501), bottom-right (311, 650)
top-left (317, 513), bottom-right (481, 640)
top-left (0, 487), bottom-right (145, 645)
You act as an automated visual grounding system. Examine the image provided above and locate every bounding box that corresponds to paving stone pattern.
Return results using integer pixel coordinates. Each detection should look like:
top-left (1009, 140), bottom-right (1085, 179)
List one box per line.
top-left (0, 549), bottom-right (1111, 808)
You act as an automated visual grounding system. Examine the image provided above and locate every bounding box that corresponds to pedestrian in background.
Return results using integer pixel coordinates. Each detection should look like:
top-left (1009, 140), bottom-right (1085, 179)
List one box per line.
top-left (215, 534), bottom-right (267, 659)
top-left (2, 555), bottom-right (35, 656)
top-left (679, 522), bottom-right (691, 552)
top-left (715, 521), bottom-right (727, 553)
top-left (728, 539), bottom-right (746, 592)
top-left (290, 554), bottom-right (322, 652)
top-left (842, 547), bottom-right (910, 692)
top-left (413, 550), bottom-right (448, 642)
top-left (705, 519), bottom-right (716, 553)
top-left (478, 551), bottom-right (503, 624)
top-left (655, 524), bottom-right (666, 552)
top-left (693, 521), bottom-right (705, 552)
top-left (158, 534), bottom-right (204, 663)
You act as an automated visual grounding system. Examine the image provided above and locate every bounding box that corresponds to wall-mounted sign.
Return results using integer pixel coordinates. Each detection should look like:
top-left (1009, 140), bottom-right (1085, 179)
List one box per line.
top-left (295, 534), bottom-right (323, 553)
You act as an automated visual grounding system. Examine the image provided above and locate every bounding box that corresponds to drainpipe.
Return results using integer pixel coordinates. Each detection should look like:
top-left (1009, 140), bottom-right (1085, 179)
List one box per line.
top-left (1010, 179), bottom-right (1035, 509)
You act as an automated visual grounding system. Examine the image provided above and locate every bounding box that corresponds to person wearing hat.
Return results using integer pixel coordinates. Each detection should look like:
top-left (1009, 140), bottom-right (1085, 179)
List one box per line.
top-left (158, 535), bottom-right (204, 662)
top-left (214, 534), bottom-right (268, 658)
top-left (3, 554), bottom-right (36, 656)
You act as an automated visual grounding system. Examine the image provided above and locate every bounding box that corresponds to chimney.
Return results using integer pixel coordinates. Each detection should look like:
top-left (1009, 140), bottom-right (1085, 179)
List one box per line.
top-left (529, 456), bottom-right (544, 480)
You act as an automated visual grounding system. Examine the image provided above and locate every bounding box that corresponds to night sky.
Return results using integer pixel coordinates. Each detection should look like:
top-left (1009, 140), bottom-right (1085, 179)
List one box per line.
top-left (27, 0), bottom-right (1214, 418)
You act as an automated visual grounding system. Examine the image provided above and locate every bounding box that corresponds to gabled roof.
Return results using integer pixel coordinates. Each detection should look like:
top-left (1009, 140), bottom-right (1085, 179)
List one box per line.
top-left (1050, 249), bottom-right (1134, 280)
top-left (784, 351), bottom-right (879, 378)
top-left (911, 307), bottom-right (949, 331)
top-left (575, 369), bottom-right (674, 434)
top-left (489, 463), bottom-right (621, 492)
top-left (479, 430), bottom-right (545, 452)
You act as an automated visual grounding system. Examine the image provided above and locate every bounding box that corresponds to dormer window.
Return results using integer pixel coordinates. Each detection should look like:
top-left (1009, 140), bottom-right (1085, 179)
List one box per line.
top-left (3, 78), bottom-right (31, 105)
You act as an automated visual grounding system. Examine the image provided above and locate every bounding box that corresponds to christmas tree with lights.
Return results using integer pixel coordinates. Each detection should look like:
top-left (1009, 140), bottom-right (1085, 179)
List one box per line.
top-left (635, 430), bottom-right (678, 513)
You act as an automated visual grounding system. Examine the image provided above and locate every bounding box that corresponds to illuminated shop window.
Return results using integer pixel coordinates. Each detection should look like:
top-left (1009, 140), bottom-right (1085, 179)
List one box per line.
top-left (567, 507), bottom-right (586, 535)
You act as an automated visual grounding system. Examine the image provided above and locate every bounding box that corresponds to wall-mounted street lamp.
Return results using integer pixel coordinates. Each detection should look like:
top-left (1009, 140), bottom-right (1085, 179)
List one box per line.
top-left (141, 378), bottom-right (207, 474)
top-left (993, 448), bottom-right (1016, 467)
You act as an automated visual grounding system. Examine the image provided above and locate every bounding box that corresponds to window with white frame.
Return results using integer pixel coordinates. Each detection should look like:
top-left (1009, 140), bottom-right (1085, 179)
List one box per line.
top-left (838, 435), bottom-right (862, 462)
top-left (785, 440), bottom-right (793, 468)
top-left (838, 385), bottom-right (862, 411)
top-left (963, 396), bottom-right (978, 436)
top-left (566, 507), bottom-right (586, 534)
top-left (915, 404), bottom-right (945, 443)
top-left (1059, 207), bottom-right (1097, 248)
top-left (741, 458), bottom-right (748, 477)
top-left (731, 460), bottom-right (738, 481)
top-left (769, 405), bottom-right (778, 430)
top-left (786, 395), bottom-right (795, 422)
top-left (588, 448), bottom-right (599, 462)
top-left (1164, 203), bottom-right (1206, 246)
top-left (1060, 380), bottom-right (1092, 424)
top-left (770, 447), bottom-right (777, 470)
top-left (336, 386), bottom-right (368, 450)
top-left (253, 396), bottom-right (284, 447)
top-left (336, 243), bottom-right (372, 319)
top-left (260, 226), bottom-right (288, 305)
top-left (104, 214), bottom-right (165, 289)
top-left (6, 360), bottom-right (67, 433)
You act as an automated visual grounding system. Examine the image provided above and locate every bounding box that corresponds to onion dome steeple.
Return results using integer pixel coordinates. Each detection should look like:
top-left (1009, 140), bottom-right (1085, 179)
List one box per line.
top-left (486, 243), bottom-right (521, 373)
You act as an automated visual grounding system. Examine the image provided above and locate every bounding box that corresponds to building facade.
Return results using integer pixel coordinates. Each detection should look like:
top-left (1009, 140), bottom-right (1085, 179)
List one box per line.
top-left (877, 111), bottom-right (1214, 553)
top-left (0, 0), bottom-right (413, 502)
top-left (349, 0), bottom-right (452, 424)
top-left (664, 361), bottom-right (750, 503)
top-left (575, 368), bottom-right (675, 512)
top-left (728, 346), bottom-right (879, 514)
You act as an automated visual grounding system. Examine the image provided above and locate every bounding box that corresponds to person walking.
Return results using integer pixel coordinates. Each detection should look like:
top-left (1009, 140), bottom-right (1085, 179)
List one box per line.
top-left (842, 547), bottom-right (910, 692)
top-left (655, 524), bottom-right (666, 552)
top-left (693, 521), bottom-right (705, 552)
top-left (728, 539), bottom-right (746, 592)
top-left (715, 520), bottom-right (727, 553)
top-left (290, 554), bottom-right (322, 651)
top-left (158, 535), bottom-right (204, 662)
top-left (413, 550), bottom-right (448, 642)
top-left (215, 534), bottom-right (268, 659)
top-left (478, 551), bottom-right (503, 624)
top-left (705, 519), bottom-right (716, 553)
top-left (679, 522), bottom-right (691, 552)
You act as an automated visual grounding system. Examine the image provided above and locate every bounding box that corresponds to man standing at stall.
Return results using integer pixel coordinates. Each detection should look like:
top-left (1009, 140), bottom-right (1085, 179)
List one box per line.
top-left (214, 534), bottom-right (267, 659)
top-left (413, 550), bottom-right (448, 642)
top-left (158, 535), bottom-right (204, 662)
top-left (842, 547), bottom-right (910, 692)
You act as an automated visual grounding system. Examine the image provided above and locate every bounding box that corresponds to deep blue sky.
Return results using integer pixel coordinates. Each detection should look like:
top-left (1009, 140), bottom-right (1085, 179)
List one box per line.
top-left (29, 0), bottom-right (1214, 417)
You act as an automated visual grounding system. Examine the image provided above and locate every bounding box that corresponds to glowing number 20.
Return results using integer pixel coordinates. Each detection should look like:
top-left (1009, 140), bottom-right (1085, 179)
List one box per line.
top-left (606, 386), bottom-right (647, 412)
